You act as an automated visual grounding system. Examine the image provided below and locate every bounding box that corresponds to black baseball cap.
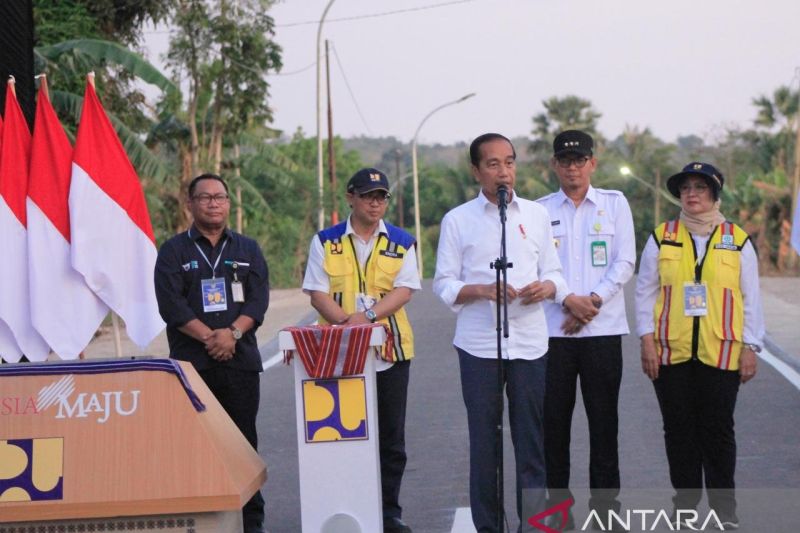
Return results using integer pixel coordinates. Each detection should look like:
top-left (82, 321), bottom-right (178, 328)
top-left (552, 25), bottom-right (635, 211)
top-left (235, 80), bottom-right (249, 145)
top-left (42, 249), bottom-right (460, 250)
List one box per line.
top-left (666, 162), bottom-right (724, 199)
top-left (553, 130), bottom-right (594, 157)
top-left (347, 168), bottom-right (391, 195)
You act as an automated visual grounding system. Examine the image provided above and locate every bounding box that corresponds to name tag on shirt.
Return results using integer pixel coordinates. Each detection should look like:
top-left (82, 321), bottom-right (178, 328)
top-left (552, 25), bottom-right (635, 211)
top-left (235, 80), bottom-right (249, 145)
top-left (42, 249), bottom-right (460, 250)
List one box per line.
top-left (683, 282), bottom-right (708, 316)
top-left (591, 241), bottom-right (608, 267)
top-left (356, 293), bottom-right (377, 313)
top-left (231, 281), bottom-right (245, 303)
top-left (202, 277), bottom-right (228, 312)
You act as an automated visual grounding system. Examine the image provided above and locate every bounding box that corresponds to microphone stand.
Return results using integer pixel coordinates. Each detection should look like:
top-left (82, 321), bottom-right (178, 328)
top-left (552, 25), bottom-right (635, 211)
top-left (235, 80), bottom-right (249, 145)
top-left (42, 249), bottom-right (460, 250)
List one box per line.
top-left (490, 187), bottom-right (512, 533)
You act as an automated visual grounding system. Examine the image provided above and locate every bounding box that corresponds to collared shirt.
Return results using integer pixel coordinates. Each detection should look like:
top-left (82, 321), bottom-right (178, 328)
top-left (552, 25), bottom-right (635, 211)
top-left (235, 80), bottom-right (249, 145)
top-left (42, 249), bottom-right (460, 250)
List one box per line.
top-left (154, 226), bottom-right (270, 372)
top-left (302, 216), bottom-right (421, 372)
top-left (302, 216), bottom-right (421, 294)
top-left (536, 186), bottom-right (636, 337)
top-left (635, 233), bottom-right (765, 346)
top-left (433, 190), bottom-right (568, 360)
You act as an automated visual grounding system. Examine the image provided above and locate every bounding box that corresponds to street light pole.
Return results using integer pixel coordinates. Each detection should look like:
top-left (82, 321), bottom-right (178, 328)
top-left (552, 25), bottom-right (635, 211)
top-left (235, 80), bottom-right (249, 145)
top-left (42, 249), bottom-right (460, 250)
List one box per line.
top-left (620, 165), bottom-right (679, 226)
top-left (316, 0), bottom-right (337, 231)
top-left (411, 92), bottom-right (476, 277)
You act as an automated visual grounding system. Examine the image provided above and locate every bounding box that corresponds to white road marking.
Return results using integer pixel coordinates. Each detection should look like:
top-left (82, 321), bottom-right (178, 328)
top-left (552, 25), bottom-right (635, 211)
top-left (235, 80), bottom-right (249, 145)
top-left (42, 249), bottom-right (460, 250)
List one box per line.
top-left (451, 507), bottom-right (477, 533)
top-left (760, 348), bottom-right (800, 391)
top-left (262, 351), bottom-right (284, 371)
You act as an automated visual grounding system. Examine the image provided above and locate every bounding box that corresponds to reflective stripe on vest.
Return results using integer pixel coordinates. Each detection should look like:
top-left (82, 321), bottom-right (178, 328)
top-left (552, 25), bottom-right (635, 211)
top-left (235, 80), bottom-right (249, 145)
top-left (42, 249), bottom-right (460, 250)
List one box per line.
top-left (319, 224), bottom-right (415, 361)
top-left (653, 220), bottom-right (747, 370)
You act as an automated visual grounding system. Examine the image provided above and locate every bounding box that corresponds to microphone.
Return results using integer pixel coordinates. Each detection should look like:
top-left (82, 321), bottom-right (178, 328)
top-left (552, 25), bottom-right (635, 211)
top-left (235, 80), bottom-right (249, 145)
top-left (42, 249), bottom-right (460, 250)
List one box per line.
top-left (496, 185), bottom-right (508, 207)
top-left (496, 185), bottom-right (508, 222)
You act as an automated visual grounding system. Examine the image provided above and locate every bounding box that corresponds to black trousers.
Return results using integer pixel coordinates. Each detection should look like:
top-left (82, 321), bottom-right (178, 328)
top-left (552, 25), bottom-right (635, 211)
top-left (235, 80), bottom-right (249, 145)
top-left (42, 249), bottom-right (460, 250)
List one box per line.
top-left (377, 360), bottom-right (411, 520)
top-left (544, 336), bottom-right (622, 514)
top-left (457, 348), bottom-right (548, 533)
top-left (199, 366), bottom-right (265, 532)
top-left (653, 359), bottom-right (740, 521)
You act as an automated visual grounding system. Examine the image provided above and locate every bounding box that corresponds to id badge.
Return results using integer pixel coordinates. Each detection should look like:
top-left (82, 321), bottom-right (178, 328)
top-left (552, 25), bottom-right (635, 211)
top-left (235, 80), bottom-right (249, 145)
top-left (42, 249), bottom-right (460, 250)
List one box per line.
top-left (591, 241), bottom-right (608, 267)
top-left (356, 293), bottom-right (377, 313)
top-left (231, 281), bottom-right (245, 303)
top-left (683, 282), bottom-right (708, 316)
top-left (201, 277), bottom-right (228, 312)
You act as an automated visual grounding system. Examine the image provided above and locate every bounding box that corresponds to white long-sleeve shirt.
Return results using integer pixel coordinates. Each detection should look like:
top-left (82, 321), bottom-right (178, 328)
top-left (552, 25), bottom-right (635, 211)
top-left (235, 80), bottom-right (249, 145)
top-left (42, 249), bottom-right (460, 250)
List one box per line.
top-left (635, 233), bottom-right (765, 346)
top-left (537, 186), bottom-right (636, 337)
top-left (433, 190), bottom-right (568, 360)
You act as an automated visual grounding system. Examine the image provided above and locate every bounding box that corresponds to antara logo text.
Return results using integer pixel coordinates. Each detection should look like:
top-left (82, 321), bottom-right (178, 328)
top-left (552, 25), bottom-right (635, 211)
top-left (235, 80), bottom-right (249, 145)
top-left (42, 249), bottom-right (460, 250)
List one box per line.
top-left (528, 498), bottom-right (726, 532)
top-left (1, 375), bottom-right (140, 424)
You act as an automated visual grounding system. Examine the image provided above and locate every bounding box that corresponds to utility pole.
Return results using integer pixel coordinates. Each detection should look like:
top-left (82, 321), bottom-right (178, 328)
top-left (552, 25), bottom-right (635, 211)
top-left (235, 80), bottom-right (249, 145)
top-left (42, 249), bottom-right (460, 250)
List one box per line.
top-left (654, 168), bottom-right (661, 228)
top-left (325, 40), bottom-right (338, 225)
top-left (316, 0), bottom-right (337, 230)
top-left (234, 144), bottom-right (243, 233)
top-left (789, 69), bottom-right (800, 268)
top-left (394, 149), bottom-right (404, 228)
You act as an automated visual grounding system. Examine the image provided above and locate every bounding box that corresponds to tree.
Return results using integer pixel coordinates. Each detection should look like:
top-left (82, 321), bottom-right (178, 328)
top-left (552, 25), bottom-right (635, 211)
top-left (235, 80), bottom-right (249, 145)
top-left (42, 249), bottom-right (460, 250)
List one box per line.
top-left (34, 0), bottom-right (175, 137)
top-left (752, 85), bottom-right (799, 173)
top-left (528, 95), bottom-right (603, 184)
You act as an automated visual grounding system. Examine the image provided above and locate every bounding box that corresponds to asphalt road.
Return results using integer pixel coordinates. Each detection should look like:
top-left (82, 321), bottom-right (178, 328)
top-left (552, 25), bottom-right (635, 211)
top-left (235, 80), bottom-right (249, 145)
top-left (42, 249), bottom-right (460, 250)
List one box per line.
top-left (258, 279), bottom-right (800, 532)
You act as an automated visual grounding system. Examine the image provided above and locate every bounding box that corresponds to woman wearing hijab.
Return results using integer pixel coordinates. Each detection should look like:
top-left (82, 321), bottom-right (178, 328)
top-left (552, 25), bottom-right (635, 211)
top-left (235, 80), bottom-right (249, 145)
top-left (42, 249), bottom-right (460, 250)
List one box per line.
top-left (635, 162), bottom-right (765, 531)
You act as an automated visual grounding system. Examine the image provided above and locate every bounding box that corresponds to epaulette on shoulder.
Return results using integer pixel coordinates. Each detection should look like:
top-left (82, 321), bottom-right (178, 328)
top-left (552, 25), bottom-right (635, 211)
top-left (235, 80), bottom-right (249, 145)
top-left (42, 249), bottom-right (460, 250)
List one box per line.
top-left (384, 222), bottom-right (416, 248)
top-left (318, 221), bottom-right (348, 243)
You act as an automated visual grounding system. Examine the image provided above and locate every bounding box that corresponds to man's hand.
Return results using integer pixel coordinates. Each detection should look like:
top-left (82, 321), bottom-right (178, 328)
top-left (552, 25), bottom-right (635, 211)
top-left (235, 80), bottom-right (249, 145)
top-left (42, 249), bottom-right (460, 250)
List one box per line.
top-left (640, 334), bottom-right (659, 380)
top-left (205, 328), bottom-right (237, 361)
top-left (739, 347), bottom-right (758, 384)
top-left (518, 280), bottom-right (555, 305)
top-left (343, 312), bottom-right (370, 326)
top-left (560, 314), bottom-right (583, 335)
top-left (563, 294), bottom-right (599, 323)
top-left (484, 283), bottom-right (518, 303)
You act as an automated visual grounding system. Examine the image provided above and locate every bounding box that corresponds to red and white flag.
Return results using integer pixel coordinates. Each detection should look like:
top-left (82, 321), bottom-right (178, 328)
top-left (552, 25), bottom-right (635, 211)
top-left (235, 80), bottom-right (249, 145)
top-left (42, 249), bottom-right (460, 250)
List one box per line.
top-left (0, 110), bottom-right (21, 363)
top-left (69, 75), bottom-right (164, 349)
top-left (0, 78), bottom-right (50, 362)
top-left (28, 79), bottom-right (109, 359)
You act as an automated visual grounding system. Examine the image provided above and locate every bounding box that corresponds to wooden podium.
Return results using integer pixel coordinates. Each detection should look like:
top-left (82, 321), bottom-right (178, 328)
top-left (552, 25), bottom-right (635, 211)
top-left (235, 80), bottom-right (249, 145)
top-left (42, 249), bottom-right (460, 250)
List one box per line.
top-left (0, 358), bottom-right (266, 532)
top-left (279, 324), bottom-right (387, 533)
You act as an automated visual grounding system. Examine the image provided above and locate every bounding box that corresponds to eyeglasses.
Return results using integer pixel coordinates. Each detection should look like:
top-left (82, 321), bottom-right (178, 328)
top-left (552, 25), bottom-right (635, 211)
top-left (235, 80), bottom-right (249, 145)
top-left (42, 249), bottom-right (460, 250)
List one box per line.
top-left (678, 183), bottom-right (709, 195)
top-left (193, 193), bottom-right (230, 204)
top-left (555, 156), bottom-right (590, 169)
top-left (357, 192), bottom-right (390, 204)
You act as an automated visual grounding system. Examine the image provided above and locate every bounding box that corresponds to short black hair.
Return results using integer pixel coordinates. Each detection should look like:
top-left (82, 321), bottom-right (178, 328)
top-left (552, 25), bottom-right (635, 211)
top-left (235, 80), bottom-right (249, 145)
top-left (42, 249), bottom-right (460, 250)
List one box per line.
top-left (188, 173), bottom-right (229, 197)
top-left (469, 133), bottom-right (516, 166)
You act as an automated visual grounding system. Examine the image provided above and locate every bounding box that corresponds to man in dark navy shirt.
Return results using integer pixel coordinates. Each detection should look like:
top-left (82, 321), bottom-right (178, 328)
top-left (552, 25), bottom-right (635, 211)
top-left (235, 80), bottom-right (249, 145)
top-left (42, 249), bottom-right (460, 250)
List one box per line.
top-left (154, 173), bottom-right (269, 533)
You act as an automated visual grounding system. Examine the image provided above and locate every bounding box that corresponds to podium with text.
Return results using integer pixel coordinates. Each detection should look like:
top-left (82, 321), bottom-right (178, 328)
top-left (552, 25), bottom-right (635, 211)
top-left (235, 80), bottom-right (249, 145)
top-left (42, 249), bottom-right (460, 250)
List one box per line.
top-left (0, 359), bottom-right (266, 532)
top-left (280, 324), bottom-right (389, 533)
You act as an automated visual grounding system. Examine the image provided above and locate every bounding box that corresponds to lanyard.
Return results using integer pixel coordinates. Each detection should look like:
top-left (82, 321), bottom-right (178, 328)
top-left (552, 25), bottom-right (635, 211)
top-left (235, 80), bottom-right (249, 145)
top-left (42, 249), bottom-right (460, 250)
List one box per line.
top-left (348, 234), bottom-right (380, 294)
top-left (189, 228), bottom-right (228, 277)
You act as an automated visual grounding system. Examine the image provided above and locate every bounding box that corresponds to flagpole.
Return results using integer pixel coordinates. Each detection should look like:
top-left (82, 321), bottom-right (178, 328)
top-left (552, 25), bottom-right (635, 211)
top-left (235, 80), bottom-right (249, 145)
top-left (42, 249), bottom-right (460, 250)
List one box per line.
top-left (110, 312), bottom-right (124, 358)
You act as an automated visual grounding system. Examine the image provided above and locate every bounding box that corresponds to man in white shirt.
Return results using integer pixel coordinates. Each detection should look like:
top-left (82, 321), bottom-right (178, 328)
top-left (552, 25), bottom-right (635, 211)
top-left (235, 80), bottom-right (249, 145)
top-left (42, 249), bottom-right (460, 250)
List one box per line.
top-left (433, 133), bottom-right (568, 532)
top-left (302, 168), bottom-right (420, 533)
top-left (537, 130), bottom-right (636, 525)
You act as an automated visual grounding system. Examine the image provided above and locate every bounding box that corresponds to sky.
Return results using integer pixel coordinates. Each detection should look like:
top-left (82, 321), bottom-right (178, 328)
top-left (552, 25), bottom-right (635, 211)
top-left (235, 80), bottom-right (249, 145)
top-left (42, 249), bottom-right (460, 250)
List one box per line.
top-left (143, 0), bottom-right (800, 145)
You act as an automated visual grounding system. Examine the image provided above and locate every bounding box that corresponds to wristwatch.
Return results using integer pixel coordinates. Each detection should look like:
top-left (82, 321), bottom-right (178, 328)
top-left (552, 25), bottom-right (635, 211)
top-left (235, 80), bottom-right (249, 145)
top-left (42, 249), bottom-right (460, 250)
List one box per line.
top-left (365, 309), bottom-right (378, 323)
top-left (229, 325), bottom-right (243, 340)
top-left (745, 344), bottom-right (762, 353)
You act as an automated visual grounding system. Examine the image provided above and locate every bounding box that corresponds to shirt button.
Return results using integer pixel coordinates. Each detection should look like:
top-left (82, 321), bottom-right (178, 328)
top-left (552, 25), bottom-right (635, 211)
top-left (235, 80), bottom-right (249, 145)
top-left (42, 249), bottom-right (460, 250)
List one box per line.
top-left (574, 235), bottom-right (579, 239)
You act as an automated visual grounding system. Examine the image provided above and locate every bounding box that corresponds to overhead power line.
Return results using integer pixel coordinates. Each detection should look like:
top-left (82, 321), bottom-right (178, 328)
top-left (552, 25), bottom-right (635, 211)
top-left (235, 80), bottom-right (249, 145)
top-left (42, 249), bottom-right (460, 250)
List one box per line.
top-left (330, 43), bottom-right (372, 135)
top-left (277, 0), bottom-right (476, 28)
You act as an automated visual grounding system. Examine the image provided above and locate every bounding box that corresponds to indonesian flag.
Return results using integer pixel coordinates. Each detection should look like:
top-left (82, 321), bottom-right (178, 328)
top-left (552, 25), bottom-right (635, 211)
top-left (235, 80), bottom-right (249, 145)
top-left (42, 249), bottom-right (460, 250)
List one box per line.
top-left (28, 79), bottom-right (109, 359)
top-left (0, 79), bottom-right (50, 362)
top-left (0, 111), bottom-right (21, 363)
top-left (68, 75), bottom-right (164, 349)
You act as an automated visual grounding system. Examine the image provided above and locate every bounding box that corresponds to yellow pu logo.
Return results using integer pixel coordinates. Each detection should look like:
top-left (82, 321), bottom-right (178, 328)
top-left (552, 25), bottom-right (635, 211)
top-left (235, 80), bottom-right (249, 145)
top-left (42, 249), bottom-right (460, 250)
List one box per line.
top-left (303, 377), bottom-right (368, 443)
top-left (0, 438), bottom-right (64, 502)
